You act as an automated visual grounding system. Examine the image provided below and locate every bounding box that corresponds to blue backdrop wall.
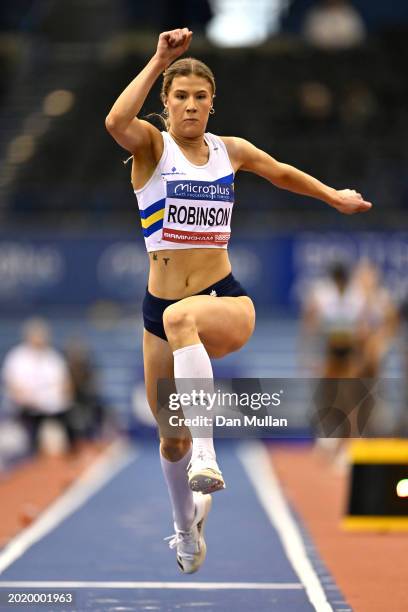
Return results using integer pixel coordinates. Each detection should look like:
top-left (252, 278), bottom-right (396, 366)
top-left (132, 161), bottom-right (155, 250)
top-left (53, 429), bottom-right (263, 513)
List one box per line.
top-left (1, 232), bottom-right (407, 313)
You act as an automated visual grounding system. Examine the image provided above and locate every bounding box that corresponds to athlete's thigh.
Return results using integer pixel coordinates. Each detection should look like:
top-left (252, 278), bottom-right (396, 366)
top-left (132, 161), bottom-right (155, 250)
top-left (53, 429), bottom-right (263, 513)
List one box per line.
top-left (181, 295), bottom-right (255, 357)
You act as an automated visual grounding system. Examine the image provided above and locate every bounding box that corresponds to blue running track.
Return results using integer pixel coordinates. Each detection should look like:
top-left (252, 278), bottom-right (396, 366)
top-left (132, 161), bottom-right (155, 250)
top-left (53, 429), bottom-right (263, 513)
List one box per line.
top-left (0, 440), bottom-right (350, 612)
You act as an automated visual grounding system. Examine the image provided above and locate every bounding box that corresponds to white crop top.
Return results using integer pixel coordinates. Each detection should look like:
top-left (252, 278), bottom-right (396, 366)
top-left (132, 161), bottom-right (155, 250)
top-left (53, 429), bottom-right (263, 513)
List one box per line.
top-left (134, 131), bottom-right (235, 251)
top-left (313, 283), bottom-right (365, 336)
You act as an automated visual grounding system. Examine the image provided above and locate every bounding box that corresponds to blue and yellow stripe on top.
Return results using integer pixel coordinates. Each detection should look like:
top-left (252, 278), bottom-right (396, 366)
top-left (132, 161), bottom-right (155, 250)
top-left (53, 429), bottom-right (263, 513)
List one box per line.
top-left (140, 198), bottom-right (165, 238)
top-left (139, 173), bottom-right (234, 238)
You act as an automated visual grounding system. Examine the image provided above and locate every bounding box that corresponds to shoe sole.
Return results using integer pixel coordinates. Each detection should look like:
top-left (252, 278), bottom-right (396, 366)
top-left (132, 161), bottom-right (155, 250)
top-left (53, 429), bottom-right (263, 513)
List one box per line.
top-left (189, 470), bottom-right (226, 495)
top-left (178, 494), bottom-right (212, 574)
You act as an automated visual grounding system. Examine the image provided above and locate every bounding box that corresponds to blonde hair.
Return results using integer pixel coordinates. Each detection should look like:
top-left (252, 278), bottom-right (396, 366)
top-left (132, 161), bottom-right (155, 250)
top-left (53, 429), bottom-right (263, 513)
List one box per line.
top-left (125, 58), bottom-right (216, 164)
top-left (161, 57), bottom-right (215, 101)
top-left (156, 57), bottom-right (215, 130)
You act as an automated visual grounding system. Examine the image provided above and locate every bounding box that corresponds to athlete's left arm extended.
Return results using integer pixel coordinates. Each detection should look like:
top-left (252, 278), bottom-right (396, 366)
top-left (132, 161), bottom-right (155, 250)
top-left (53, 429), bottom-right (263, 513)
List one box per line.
top-left (228, 137), bottom-right (372, 215)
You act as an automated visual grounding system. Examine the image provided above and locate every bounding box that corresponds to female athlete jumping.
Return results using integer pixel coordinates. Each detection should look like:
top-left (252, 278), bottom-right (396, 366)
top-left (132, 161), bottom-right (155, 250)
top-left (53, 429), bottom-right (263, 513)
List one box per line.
top-left (105, 27), bottom-right (372, 574)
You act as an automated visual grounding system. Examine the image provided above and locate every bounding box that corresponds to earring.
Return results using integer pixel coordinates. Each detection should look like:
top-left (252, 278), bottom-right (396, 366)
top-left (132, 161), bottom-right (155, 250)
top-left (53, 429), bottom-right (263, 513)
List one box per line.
top-left (209, 106), bottom-right (215, 115)
top-left (163, 107), bottom-right (168, 117)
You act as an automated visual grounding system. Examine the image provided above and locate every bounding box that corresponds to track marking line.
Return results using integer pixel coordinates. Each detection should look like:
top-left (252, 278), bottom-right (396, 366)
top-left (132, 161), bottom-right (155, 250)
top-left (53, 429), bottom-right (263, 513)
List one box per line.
top-left (0, 581), bottom-right (303, 590)
top-left (238, 441), bottom-right (333, 612)
top-left (0, 438), bottom-right (137, 576)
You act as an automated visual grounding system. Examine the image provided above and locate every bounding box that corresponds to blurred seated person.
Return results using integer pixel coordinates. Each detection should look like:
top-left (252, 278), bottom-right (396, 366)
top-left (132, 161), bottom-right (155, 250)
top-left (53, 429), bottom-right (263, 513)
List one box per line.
top-left (1, 318), bottom-right (77, 456)
top-left (64, 339), bottom-right (111, 440)
top-left (302, 0), bottom-right (366, 50)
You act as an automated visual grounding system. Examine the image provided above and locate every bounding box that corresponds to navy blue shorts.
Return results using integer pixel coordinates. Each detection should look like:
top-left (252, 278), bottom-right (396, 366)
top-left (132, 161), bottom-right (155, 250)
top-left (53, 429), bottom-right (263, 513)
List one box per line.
top-left (143, 272), bottom-right (248, 341)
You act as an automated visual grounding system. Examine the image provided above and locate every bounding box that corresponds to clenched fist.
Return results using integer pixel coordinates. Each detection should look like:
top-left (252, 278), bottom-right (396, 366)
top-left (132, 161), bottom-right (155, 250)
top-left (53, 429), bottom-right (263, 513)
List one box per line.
top-left (154, 28), bottom-right (193, 69)
top-left (333, 189), bottom-right (372, 215)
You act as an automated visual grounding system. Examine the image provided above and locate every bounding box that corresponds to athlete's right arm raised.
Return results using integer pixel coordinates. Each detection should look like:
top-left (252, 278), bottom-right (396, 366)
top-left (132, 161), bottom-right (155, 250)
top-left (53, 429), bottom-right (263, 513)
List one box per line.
top-left (105, 28), bottom-right (192, 157)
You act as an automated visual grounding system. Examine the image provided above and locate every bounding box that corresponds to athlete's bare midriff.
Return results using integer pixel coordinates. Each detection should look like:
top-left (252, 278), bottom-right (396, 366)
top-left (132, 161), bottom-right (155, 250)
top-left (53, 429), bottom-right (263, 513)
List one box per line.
top-left (147, 248), bottom-right (232, 299)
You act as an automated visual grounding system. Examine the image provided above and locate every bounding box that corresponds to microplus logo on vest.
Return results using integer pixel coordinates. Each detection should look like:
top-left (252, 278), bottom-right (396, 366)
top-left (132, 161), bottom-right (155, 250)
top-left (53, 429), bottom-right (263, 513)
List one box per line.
top-left (167, 180), bottom-right (234, 202)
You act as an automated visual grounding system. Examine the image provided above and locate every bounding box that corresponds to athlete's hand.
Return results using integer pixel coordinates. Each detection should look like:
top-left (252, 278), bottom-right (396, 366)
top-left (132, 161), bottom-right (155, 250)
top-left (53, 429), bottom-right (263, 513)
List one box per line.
top-left (154, 28), bottom-right (193, 69)
top-left (332, 189), bottom-right (372, 215)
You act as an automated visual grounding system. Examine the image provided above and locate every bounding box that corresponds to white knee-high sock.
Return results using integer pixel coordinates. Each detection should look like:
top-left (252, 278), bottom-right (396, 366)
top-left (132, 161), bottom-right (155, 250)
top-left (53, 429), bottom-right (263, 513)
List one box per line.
top-left (173, 343), bottom-right (216, 460)
top-left (160, 446), bottom-right (194, 531)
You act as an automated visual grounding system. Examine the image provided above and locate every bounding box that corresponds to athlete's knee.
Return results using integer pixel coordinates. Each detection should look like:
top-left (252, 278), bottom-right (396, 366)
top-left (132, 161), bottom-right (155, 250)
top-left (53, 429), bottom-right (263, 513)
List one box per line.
top-left (163, 305), bottom-right (196, 338)
top-left (223, 318), bottom-right (254, 354)
top-left (160, 437), bottom-right (191, 461)
top-left (231, 309), bottom-right (255, 351)
top-left (232, 324), bottom-right (254, 351)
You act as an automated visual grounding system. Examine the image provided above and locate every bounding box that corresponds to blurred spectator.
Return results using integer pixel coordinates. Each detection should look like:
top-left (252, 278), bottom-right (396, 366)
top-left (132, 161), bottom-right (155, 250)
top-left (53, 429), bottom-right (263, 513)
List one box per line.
top-left (301, 262), bottom-right (367, 462)
top-left (302, 0), bottom-right (366, 50)
top-left (1, 318), bottom-right (77, 456)
top-left (395, 292), bottom-right (408, 435)
top-left (64, 339), bottom-right (112, 440)
top-left (301, 261), bottom-right (365, 378)
top-left (298, 81), bottom-right (334, 121)
top-left (339, 80), bottom-right (378, 127)
top-left (206, 0), bottom-right (292, 47)
top-left (352, 259), bottom-right (398, 436)
top-left (352, 259), bottom-right (398, 379)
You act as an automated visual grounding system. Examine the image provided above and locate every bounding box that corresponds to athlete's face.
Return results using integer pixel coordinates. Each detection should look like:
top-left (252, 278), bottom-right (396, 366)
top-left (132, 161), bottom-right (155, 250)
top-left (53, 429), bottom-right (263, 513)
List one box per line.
top-left (165, 75), bottom-right (213, 136)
